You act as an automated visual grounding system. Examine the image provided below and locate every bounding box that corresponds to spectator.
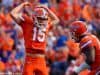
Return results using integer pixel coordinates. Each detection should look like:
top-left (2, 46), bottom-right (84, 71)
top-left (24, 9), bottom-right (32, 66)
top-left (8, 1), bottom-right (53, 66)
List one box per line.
top-left (50, 46), bottom-right (69, 75)
top-left (56, 26), bottom-right (68, 49)
top-left (0, 57), bottom-right (6, 72)
top-left (58, 0), bottom-right (73, 26)
top-left (81, 1), bottom-right (93, 22)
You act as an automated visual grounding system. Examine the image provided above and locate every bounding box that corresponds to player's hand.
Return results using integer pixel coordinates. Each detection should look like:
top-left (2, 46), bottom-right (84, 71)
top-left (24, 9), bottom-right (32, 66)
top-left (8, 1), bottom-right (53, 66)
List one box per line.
top-left (36, 5), bottom-right (49, 10)
top-left (23, 2), bottom-right (32, 7)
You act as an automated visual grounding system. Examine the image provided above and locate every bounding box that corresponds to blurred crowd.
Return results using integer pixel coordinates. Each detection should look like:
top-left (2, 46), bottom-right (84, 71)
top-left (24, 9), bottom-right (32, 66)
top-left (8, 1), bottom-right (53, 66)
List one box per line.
top-left (0, 0), bottom-right (100, 75)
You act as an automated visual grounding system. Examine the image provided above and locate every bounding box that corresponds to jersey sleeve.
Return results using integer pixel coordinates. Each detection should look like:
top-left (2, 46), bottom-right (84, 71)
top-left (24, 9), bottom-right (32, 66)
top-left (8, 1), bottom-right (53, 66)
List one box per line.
top-left (80, 36), bottom-right (93, 49)
top-left (80, 36), bottom-right (95, 65)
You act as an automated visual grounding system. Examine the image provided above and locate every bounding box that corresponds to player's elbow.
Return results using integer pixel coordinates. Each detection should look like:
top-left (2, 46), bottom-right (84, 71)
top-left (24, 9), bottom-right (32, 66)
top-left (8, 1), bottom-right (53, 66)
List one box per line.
top-left (52, 18), bottom-right (59, 25)
top-left (10, 12), bottom-right (16, 22)
top-left (10, 11), bottom-right (21, 24)
top-left (10, 11), bottom-right (17, 19)
top-left (10, 12), bottom-right (14, 18)
top-left (56, 18), bottom-right (60, 24)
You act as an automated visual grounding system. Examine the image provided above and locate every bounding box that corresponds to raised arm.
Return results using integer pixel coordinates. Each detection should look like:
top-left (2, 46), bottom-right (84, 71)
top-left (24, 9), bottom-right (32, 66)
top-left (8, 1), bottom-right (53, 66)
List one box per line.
top-left (10, 2), bottom-right (31, 23)
top-left (37, 5), bottom-right (59, 25)
top-left (45, 7), bottom-right (59, 25)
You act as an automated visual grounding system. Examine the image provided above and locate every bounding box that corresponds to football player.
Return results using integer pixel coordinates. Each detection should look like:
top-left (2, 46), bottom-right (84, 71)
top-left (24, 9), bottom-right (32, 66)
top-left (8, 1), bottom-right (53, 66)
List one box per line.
top-left (69, 21), bottom-right (100, 75)
top-left (10, 2), bottom-right (59, 75)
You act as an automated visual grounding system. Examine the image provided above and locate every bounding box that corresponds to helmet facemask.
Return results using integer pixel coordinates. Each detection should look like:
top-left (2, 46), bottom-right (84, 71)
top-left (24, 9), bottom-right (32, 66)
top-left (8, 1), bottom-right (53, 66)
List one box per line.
top-left (71, 31), bottom-right (80, 42)
top-left (34, 8), bottom-right (49, 31)
top-left (35, 17), bottom-right (48, 29)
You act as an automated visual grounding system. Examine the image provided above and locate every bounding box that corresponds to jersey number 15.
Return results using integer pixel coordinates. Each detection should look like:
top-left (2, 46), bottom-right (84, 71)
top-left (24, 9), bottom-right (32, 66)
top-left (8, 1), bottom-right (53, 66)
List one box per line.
top-left (33, 27), bottom-right (46, 42)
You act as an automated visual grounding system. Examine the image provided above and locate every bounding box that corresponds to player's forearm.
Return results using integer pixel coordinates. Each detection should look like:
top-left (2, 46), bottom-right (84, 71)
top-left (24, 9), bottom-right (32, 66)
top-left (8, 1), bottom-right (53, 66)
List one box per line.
top-left (47, 8), bottom-right (59, 25)
top-left (11, 3), bottom-right (25, 18)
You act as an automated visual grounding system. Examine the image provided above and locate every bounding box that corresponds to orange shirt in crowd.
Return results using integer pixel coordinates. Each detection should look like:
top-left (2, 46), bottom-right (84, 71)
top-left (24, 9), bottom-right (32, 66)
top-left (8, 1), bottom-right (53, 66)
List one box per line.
top-left (0, 61), bottom-right (6, 71)
top-left (82, 4), bottom-right (93, 22)
top-left (0, 13), bottom-right (6, 25)
top-left (72, 0), bottom-right (81, 18)
top-left (6, 14), bottom-right (13, 23)
top-left (2, 37), bottom-right (14, 51)
top-left (58, 1), bottom-right (69, 14)
top-left (58, 1), bottom-right (72, 23)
